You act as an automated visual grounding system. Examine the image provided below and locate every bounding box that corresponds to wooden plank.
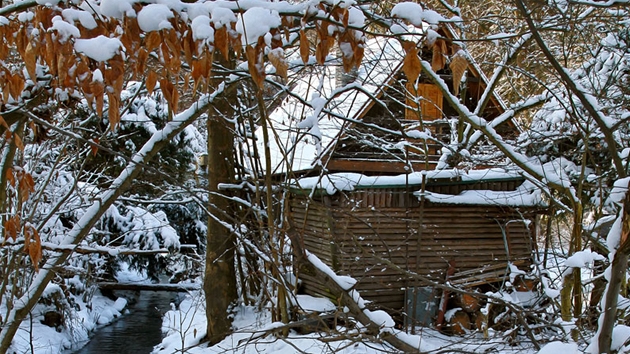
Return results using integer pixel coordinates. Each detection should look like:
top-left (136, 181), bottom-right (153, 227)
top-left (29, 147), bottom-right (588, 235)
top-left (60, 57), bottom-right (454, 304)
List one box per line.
top-left (326, 159), bottom-right (437, 174)
top-left (292, 189), bottom-right (540, 314)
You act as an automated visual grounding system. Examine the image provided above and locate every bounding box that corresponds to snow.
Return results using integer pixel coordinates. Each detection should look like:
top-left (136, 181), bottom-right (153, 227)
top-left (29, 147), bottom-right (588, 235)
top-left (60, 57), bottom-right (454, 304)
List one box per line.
top-left (426, 28), bottom-right (440, 46)
top-left (99, 0), bottom-right (136, 19)
top-left (391, 2), bottom-right (424, 27)
top-left (537, 341), bottom-right (579, 354)
top-left (422, 10), bottom-right (445, 25)
top-left (61, 9), bottom-right (98, 30)
top-left (51, 15), bottom-right (81, 42)
top-left (347, 7), bottom-right (365, 27)
top-left (367, 309), bottom-right (395, 328)
top-left (210, 7), bottom-right (236, 28)
top-left (307, 252), bottom-right (356, 290)
top-left (564, 249), bottom-right (605, 268)
top-left (291, 294), bottom-right (336, 312)
top-left (105, 205), bottom-right (181, 250)
top-left (611, 325), bottom-right (630, 352)
top-left (17, 11), bottom-right (34, 23)
top-left (92, 68), bottom-right (103, 82)
top-left (137, 4), bottom-right (174, 32)
top-left (191, 15), bottom-right (214, 42)
top-left (257, 36), bottom-right (403, 173)
top-left (236, 7), bottom-right (281, 46)
top-left (290, 169), bottom-right (542, 208)
top-left (154, 272), bottom-right (545, 354)
top-left (74, 35), bottom-right (123, 62)
top-left (423, 180), bottom-right (543, 207)
top-left (606, 177), bottom-right (630, 207)
top-left (444, 307), bottom-right (462, 321)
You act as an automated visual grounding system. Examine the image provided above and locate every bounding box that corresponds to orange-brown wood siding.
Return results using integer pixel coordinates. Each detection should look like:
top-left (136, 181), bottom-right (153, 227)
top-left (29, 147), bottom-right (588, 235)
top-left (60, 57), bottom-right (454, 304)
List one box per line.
top-left (290, 189), bottom-right (537, 312)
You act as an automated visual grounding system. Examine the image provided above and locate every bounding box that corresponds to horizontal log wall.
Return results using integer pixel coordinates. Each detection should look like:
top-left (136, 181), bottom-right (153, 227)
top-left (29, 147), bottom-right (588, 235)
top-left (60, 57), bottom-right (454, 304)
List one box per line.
top-left (289, 196), bottom-right (338, 300)
top-left (290, 187), bottom-right (538, 313)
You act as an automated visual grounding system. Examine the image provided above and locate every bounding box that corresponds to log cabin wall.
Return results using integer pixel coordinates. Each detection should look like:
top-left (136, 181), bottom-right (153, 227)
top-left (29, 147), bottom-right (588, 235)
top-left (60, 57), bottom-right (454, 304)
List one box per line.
top-left (289, 184), bottom-right (538, 314)
top-left (289, 195), bottom-right (338, 299)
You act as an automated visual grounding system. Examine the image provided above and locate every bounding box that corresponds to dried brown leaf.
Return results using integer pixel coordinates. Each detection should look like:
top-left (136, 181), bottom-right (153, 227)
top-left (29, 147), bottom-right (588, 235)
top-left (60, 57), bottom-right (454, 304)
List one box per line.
top-left (18, 171), bottom-right (34, 202)
top-left (146, 71), bottom-right (158, 95)
top-left (183, 29), bottom-right (194, 65)
top-left (353, 44), bottom-right (364, 69)
top-left (342, 9), bottom-right (350, 28)
top-left (6, 167), bottom-right (15, 187)
top-left (0, 114), bottom-right (8, 129)
top-left (4, 215), bottom-right (19, 241)
top-left (136, 49), bottom-right (148, 77)
top-left (315, 38), bottom-right (331, 65)
top-left (145, 31), bottom-right (161, 53)
top-left (402, 41), bottom-right (421, 84)
top-left (268, 49), bottom-right (288, 80)
top-left (245, 45), bottom-right (264, 89)
top-left (107, 92), bottom-right (120, 128)
top-left (24, 41), bottom-right (37, 80)
top-left (45, 32), bottom-right (56, 76)
top-left (10, 73), bottom-right (24, 101)
top-left (432, 39), bottom-right (447, 72)
top-left (449, 52), bottom-right (467, 95)
top-left (215, 26), bottom-right (229, 61)
top-left (96, 94), bottom-right (104, 117)
top-left (90, 138), bottom-right (99, 156)
top-left (25, 225), bottom-right (41, 271)
top-left (159, 78), bottom-right (175, 109)
top-left (299, 30), bottom-right (310, 65)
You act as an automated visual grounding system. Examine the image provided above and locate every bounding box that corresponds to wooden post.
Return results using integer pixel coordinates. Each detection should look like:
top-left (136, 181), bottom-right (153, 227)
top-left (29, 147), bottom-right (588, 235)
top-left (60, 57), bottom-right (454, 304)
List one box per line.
top-left (436, 260), bottom-right (456, 331)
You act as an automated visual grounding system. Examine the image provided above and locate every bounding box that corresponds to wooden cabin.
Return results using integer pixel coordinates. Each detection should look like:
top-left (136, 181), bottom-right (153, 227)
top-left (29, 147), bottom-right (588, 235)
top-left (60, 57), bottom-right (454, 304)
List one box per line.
top-left (260, 24), bottom-right (546, 327)
top-left (288, 171), bottom-right (544, 325)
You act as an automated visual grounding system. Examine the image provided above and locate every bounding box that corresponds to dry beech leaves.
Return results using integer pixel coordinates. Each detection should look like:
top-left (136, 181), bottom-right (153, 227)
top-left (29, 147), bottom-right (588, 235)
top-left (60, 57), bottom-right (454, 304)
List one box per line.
top-left (401, 35), bottom-right (469, 97)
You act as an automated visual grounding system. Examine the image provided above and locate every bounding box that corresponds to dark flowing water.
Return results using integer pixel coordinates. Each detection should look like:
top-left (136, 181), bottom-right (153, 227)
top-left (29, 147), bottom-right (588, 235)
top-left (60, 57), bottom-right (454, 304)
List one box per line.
top-left (73, 291), bottom-right (175, 354)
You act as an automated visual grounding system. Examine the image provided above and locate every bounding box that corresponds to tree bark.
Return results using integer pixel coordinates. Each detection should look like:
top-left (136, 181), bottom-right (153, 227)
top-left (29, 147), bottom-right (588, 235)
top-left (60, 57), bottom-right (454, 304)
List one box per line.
top-left (598, 188), bottom-right (630, 353)
top-left (599, 247), bottom-right (628, 353)
top-left (204, 57), bottom-right (238, 345)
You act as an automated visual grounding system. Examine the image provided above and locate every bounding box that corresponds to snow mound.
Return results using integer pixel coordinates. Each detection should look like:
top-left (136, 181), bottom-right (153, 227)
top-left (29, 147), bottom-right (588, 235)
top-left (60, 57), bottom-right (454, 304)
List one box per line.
top-left (537, 341), bottom-right (579, 354)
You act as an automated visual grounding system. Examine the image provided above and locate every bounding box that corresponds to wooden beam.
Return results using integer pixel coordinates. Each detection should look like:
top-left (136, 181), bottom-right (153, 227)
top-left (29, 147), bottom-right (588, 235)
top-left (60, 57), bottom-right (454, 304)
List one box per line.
top-left (326, 159), bottom-right (436, 174)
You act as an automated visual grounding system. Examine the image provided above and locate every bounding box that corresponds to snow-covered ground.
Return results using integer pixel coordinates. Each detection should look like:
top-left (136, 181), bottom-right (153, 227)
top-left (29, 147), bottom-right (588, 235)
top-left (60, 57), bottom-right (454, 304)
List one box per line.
top-left (9, 251), bottom-right (630, 354)
top-left (153, 291), bottom-right (579, 354)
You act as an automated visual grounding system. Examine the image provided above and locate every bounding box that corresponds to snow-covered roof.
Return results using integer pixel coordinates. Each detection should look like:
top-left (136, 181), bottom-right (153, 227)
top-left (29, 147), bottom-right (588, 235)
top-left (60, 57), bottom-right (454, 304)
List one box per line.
top-left (289, 169), bottom-right (545, 207)
top-left (420, 181), bottom-right (543, 207)
top-left (257, 36), bottom-right (403, 174)
top-left (291, 168), bottom-right (544, 207)
top-left (258, 24), bottom-right (511, 175)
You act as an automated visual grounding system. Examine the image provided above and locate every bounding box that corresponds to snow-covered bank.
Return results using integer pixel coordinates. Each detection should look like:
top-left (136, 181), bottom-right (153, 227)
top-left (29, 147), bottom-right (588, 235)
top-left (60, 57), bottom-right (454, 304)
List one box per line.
top-left (7, 285), bottom-right (127, 354)
top-left (4, 267), bottom-right (162, 353)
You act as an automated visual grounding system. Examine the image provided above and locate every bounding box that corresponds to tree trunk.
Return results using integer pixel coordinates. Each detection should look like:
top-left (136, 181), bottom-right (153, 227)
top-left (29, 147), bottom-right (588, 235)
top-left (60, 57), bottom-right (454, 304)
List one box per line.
top-left (598, 189), bottom-right (630, 353)
top-left (204, 56), bottom-right (238, 345)
top-left (598, 248), bottom-right (628, 353)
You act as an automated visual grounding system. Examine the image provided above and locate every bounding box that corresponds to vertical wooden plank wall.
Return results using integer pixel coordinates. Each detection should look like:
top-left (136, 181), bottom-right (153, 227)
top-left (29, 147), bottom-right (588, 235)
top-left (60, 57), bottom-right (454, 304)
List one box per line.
top-left (291, 187), bottom-right (537, 313)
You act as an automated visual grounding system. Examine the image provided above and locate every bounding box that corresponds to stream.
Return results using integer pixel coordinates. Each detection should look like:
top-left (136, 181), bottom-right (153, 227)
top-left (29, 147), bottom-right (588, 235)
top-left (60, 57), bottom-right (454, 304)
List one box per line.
top-left (72, 290), bottom-right (177, 354)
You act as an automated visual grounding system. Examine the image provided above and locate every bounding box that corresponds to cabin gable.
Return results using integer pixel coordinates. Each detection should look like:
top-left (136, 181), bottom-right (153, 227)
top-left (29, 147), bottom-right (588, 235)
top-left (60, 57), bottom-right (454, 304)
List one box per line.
top-left (324, 27), bottom-right (516, 174)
